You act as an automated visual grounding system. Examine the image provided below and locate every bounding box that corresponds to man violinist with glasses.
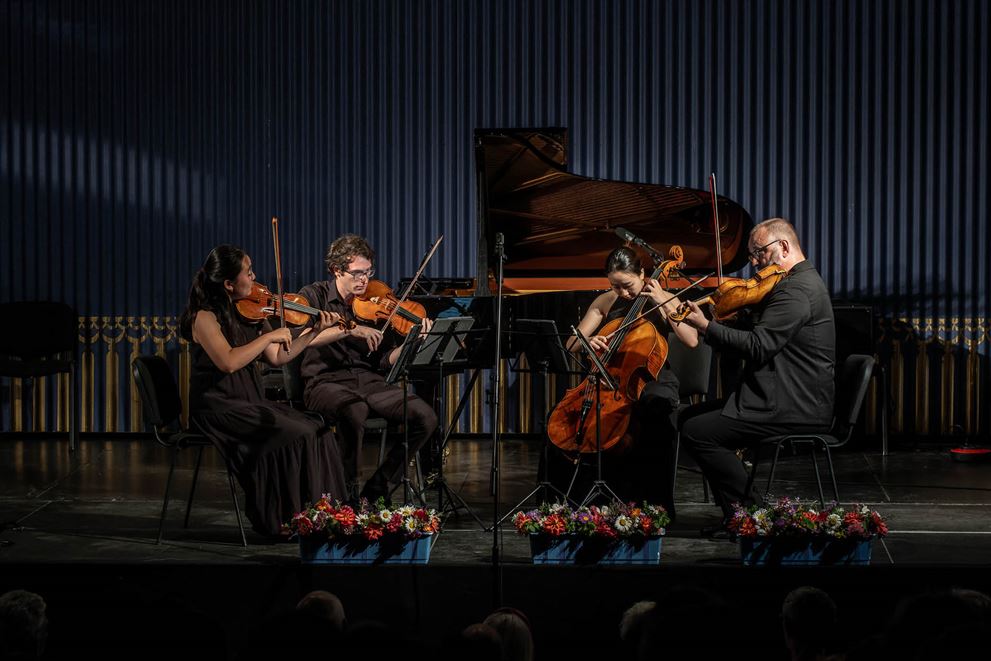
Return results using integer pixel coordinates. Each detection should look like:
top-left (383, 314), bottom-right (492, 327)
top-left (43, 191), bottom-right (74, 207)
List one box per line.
top-left (676, 218), bottom-right (835, 538)
top-left (299, 234), bottom-right (438, 504)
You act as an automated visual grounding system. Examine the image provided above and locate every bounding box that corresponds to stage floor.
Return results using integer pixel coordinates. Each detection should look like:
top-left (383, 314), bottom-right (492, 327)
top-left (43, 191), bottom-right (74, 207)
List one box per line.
top-left (1, 435), bottom-right (990, 565)
top-left (2, 435), bottom-right (991, 659)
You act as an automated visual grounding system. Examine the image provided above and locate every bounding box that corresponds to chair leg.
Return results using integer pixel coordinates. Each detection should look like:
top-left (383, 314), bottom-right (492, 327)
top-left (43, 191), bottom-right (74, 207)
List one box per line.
top-left (184, 446), bottom-right (205, 528)
top-left (158, 448), bottom-right (180, 544)
top-left (69, 364), bottom-right (77, 452)
top-left (378, 428), bottom-right (388, 466)
top-left (809, 444), bottom-right (826, 507)
top-left (225, 462), bottom-right (247, 548)
top-left (763, 441), bottom-right (786, 500)
top-left (822, 444), bottom-right (840, 502)
top-left (671, 432), bottom-right (681, 494)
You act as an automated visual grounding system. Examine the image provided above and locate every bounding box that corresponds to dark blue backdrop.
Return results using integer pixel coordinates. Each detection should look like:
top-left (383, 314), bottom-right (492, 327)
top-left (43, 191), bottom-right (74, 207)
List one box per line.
top-left (2, 0), bottom-right (989, 436)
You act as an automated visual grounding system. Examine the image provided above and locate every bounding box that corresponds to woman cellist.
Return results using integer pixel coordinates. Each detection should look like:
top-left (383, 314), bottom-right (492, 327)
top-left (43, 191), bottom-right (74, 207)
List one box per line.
top-left (179, 244), bottom-right (348, 537)
top-left (561, 246), bottom-right (700, 520)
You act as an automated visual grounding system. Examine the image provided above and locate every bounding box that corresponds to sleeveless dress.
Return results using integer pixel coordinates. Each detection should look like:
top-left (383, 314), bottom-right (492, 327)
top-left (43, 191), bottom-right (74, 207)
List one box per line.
top-left (601, 297), bottom-right (681, 513)
top-left (188, 316), bottom-right (347, 536)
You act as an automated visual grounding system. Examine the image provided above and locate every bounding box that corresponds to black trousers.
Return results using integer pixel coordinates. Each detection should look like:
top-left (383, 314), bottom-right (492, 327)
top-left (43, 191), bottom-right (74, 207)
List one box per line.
top-left (304, 369), bottom-right (438, 500)
top-left (679, 400), bottom-right (829, 518)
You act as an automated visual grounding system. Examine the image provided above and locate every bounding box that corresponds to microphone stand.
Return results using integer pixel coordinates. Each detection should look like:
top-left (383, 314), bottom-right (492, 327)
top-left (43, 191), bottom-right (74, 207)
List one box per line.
top-left (490, 232), bottom-right (506, 605)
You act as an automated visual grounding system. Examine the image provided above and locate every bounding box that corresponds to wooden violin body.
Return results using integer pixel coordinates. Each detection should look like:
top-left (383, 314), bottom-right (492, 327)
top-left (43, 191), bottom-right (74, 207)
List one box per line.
top-left (670, 263), bottom-right (787, 323)
top-left (351, 279), bottom-right (426, 336)
top-left (236, 282), bottom-right (352, 329)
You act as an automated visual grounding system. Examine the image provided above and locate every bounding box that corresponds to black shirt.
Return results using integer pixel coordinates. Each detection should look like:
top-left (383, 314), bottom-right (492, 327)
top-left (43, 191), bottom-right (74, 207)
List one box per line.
top-left (298, 278), bottom-right (397, 383)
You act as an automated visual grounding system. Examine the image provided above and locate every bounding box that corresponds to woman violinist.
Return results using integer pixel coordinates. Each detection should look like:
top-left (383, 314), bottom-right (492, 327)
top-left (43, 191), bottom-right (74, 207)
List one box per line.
top-left (179, 244), bottom-right (347, 537)
top-left (562, 246), bottom-right (700, 519)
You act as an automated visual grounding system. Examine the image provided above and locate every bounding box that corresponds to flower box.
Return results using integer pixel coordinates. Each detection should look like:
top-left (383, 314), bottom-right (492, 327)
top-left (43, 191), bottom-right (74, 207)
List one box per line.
top-left (529, 534), bottom-right (662, 565)
top-left (512, 502), bottom-right (669, 565)
top-left (285, 496), bottom-right (441, 565)
top-left (730, 498), bottom-right (887, 567)
top-left (739, 537), bottom-right (873, 566)
top-left (299, 533), bottom-right (434, 565)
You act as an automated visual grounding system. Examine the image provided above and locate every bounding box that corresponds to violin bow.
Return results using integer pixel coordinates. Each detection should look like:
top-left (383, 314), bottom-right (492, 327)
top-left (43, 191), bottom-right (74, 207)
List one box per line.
top-left (604, 271), bottom-right (716, 339)
top-left (271, 216), bottom-right (290, 354)
top-left (381, 234), bottom-right (444, 330)
top-left (709, 173), bottom-right (724, 285)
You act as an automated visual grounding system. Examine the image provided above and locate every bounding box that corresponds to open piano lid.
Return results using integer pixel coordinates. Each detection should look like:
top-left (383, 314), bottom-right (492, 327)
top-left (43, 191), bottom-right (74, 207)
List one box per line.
top-left (475, 128), bottom-right (754, 293)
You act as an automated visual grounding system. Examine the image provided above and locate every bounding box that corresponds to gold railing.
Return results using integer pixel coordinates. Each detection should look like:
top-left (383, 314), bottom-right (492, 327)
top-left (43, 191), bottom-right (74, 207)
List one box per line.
top-left (3, 315), bottom-right (988, 440)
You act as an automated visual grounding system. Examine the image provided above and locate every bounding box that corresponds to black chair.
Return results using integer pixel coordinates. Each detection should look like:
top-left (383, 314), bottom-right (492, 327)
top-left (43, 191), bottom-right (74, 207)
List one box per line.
top-left (131, 355), bottom-right (247, 546)
top-left (0, 302), bottom-right (78, 451)
top-left (744, 354), bottom-right (876, 505)
top-left (667, 334), bottom-right (714, 500)
top-left (281, 354), bottom-right (406, 500)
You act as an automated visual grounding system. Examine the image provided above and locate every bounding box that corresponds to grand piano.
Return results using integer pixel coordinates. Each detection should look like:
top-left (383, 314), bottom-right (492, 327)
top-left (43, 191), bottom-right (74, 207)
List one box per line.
top-left (406, 128), bottom-right (755, 436)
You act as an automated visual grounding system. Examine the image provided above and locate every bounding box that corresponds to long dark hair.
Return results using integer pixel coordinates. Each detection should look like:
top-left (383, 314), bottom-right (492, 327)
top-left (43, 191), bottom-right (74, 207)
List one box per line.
top-left (605, 246), bottom-right (643, 275)
top-left (179, 244), bottom-right (246, 341)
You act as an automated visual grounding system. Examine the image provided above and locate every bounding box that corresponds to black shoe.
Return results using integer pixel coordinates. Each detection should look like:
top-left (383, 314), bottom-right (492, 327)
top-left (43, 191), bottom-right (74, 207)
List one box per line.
top-left (700, 522), bottom-right (736, 540)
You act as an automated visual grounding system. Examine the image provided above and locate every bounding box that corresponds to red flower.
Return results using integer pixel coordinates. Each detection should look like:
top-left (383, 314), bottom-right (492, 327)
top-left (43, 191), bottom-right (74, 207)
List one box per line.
top-left (363, 524), bottom-right (384, 541)
top-left (386, 513), bottom-right (403, 533)
top-left (738, 518), bottom-right (757, 537)
top-left (314, 498), bottom-right (331, 512)
top-left (295, 516), bottom-right (314, 536)
top-left (542, 514), bottom-right (567, 536)
top-left (414, 509), bottom-right (429, 520)
top-left (333, 508), bottom-right (356, 527)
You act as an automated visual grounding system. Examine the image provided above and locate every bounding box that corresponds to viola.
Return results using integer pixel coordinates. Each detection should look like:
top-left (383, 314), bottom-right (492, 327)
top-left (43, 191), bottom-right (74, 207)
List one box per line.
top-left (236, 281), bottom-right (354, 330)
top-left (351, 279), bottom-right (427, 336)
top-left (669, 263), bottom-right (787, 323)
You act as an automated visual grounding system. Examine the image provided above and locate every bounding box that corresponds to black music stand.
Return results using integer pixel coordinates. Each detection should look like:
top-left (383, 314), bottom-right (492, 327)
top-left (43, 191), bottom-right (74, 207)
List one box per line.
top-left (567, 325), bottom-right (624, 507)
top-left (413, 317), bottom-right (486, 527)
top-left (384, 323), bottom-right (425, 506)
top-left (492, 320), bottom-right (580, 526)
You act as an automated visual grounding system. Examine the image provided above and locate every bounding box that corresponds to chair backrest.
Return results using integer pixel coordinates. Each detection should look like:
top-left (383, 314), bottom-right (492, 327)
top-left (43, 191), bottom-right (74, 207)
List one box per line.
top-left (132, 355), bottom-right (182, 429)
top-left (665, 333), bottom-right (713, 399)
top-left (282, 354), bottom-right (305, 404)
top-left (834, 354), bottom-right (875, 438)
top-left (0, 301), bottom-right (77, 360)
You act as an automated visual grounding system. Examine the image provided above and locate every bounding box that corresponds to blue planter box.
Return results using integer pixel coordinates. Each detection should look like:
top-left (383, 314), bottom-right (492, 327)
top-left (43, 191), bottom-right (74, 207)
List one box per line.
top-left (299, 534), bottom-right (433, 565)
top-left (529, 534), bottom-right (663, 565)
top-left (740, 537), bottom-right (873, 566)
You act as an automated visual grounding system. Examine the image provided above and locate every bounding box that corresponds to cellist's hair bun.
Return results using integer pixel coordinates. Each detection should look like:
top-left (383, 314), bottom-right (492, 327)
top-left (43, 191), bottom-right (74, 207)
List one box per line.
top-left (605, 246), bottom-right (642, 275)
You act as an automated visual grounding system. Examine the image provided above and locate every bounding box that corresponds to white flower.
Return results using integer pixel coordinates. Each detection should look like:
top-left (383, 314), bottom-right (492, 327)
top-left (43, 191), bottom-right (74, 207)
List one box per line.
top-left (379, 509), bottom-right (392, 521)
top-left (399, 505), bottom-right (415, 517)
top-left (826, 513), bottom-right (841, 529)
top-left (614, 515), bottom-right (632, 533)
top-left (404, 518), bottom-right (417, 533)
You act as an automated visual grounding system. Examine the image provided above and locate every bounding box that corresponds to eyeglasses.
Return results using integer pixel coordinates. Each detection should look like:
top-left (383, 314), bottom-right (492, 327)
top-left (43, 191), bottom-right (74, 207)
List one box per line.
top-left (343, 268), bottom-right (375, 280)
top-left (748, 238), bottom-right (782, 262)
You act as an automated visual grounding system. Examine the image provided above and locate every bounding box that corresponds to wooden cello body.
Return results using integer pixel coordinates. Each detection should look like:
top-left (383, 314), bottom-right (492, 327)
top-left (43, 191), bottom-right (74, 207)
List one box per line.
top-left (546, 315), bottom-right (667, 454)
top-left (546, 249), bottom-right (683, 455)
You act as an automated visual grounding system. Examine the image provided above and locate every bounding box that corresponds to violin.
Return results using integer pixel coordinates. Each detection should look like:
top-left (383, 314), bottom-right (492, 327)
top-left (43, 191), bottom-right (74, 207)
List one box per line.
top-left (236, 281), bottom-right (355, 330)
top-left (669, 263), bottom-right (787, 323)
top-left (351, 279), bottom-right (427, 336)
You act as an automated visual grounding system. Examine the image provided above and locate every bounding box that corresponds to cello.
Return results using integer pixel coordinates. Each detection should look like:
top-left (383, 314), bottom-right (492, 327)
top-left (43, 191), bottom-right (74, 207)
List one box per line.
top-left (546, 247), bottom-right (685, 455)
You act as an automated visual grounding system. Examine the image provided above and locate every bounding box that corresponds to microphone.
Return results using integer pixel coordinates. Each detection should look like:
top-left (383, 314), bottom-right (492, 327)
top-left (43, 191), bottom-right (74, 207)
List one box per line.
top-left (615, 227), bottom-right (663, 261)
top-left (494, 232), bottom-right (506, 260)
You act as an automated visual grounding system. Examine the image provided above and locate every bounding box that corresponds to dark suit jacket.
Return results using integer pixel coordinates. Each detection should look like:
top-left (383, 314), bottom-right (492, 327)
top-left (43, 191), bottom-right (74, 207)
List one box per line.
top-left (704, 260), bottom-right (835, 426)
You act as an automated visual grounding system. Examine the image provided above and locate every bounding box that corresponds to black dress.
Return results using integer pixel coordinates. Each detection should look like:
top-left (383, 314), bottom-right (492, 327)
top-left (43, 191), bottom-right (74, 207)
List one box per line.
top-left (188, 316), bottom-right (347, 536)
